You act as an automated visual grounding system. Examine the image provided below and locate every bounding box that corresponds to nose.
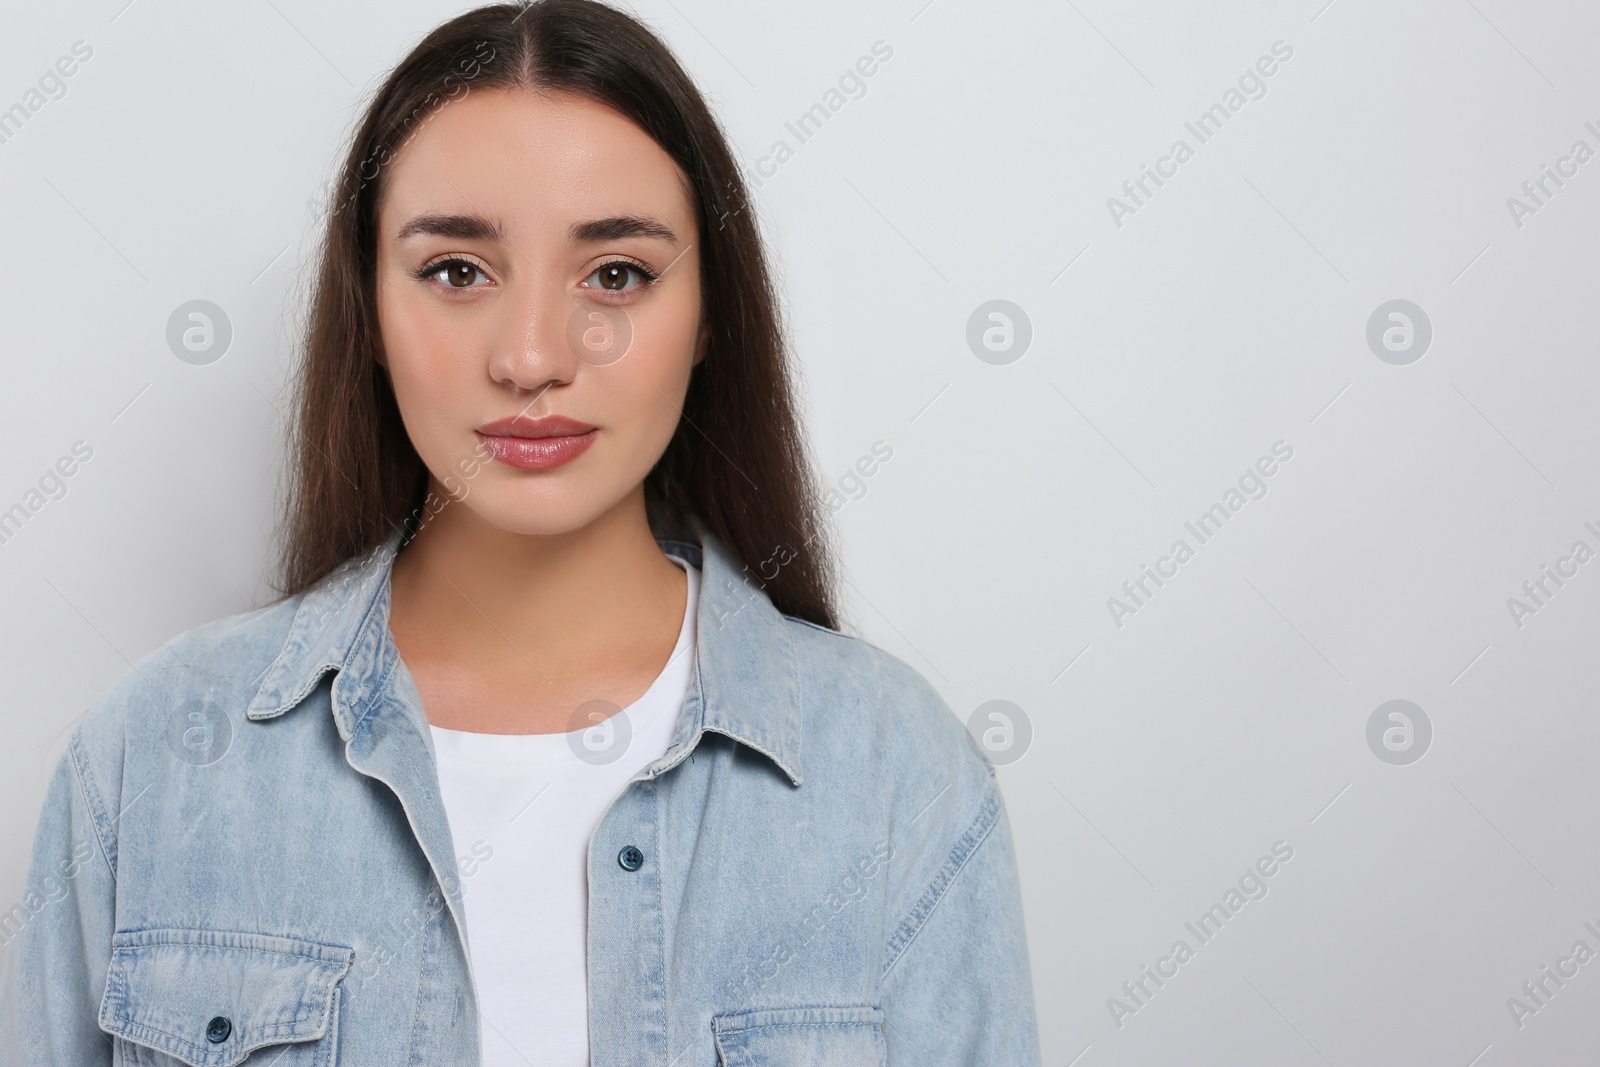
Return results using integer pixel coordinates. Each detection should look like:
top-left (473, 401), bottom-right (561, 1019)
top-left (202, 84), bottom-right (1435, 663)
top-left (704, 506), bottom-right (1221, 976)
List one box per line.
top-left (486, 273), bottom-right (582, 396)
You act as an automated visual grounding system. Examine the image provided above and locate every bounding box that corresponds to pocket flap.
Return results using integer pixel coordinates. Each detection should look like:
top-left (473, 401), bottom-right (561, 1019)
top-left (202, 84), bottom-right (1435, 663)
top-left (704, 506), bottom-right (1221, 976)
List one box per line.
top-left (98, 928), bottom-right (355, 1067)
top-left (712, 1004), bottom-right (886, 1066)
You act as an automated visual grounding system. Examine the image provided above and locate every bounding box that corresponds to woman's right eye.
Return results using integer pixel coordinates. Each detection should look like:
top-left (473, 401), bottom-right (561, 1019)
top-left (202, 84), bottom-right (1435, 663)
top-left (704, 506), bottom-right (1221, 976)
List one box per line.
top-left (413, 257), bottom-right (489, 290)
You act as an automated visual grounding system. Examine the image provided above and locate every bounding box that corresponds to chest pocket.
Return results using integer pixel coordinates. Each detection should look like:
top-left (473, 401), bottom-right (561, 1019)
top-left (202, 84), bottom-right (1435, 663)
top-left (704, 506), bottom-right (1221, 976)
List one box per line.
top-left (711, 1004), bottom-right (886, 1067)
top-left (98, 928), bottom-right (354, 1067)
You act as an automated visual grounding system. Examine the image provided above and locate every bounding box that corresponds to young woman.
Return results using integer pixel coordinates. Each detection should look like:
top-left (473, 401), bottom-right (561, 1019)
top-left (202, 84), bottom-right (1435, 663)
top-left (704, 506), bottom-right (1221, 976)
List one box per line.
top-left (0, 2), bottom-right (1039, 1063)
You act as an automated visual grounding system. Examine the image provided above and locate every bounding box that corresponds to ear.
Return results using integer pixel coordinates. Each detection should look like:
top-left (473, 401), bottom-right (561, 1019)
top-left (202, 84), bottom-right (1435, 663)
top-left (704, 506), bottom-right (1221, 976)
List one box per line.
top-left (692, 320), bottom-right (710, 366)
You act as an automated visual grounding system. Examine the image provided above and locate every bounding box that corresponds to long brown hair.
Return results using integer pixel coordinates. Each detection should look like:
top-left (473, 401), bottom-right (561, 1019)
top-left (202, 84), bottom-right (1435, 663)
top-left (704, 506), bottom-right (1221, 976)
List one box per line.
top-left (272, 0), bottom-right (839, 629)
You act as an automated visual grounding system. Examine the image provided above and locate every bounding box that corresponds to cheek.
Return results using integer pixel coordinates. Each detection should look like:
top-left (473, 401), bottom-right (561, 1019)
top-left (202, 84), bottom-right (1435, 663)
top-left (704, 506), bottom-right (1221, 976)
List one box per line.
top-left (592, 353), bottom-right (684, 457)
top-left (379, 281), bottom-right (476, 400)
top-left (375, 278), bottom-right (486, 468)
top-left (596, 297), bottom-right (698, 435)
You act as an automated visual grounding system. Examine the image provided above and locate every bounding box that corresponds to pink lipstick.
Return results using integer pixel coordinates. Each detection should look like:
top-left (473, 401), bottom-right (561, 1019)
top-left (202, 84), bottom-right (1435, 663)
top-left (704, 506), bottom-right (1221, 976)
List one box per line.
top-left (475, 414), bottom-right (597, 471)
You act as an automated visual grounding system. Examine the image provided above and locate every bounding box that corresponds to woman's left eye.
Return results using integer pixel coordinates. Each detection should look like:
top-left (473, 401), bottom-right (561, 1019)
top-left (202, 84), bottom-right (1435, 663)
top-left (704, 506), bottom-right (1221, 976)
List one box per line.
top-left (585, 260), bottom-right (659, 294)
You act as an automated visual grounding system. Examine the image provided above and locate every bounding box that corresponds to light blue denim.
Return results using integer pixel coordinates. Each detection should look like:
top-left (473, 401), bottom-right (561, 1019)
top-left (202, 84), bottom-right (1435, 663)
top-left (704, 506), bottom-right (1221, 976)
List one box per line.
top-left (0, 514), bottom-right (1039, 1065)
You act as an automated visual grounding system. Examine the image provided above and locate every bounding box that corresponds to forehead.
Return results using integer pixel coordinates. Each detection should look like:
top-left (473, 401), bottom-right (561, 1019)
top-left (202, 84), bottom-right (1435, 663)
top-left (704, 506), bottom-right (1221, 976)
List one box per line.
top-left (377, 87), bottom-right (694, 238)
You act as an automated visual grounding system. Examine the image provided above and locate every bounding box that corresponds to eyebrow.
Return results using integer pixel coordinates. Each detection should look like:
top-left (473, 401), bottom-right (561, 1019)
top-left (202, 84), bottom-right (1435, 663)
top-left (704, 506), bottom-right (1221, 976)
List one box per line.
top-left (395, 213), bottom-right (505, 242)
top-left (394, 212), bottom-right (679, 245)
top-left (569, 215), bottom-right (678, 245)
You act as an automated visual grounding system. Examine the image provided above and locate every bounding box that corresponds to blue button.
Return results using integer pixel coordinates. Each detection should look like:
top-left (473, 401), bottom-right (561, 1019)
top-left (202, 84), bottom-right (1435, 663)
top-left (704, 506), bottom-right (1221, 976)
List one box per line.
top-left (206, 1016), bottom-right (232, 1043)
top-left (618, 845), bottom-right (644, 871)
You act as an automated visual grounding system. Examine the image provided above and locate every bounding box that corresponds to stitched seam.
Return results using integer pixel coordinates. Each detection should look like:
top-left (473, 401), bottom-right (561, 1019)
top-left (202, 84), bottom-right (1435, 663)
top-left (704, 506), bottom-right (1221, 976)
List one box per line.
top-left (787, 603), bottom-right (804, 787)
top-left (342, 576), bottom-right (393, 732)
top-left (718, 1003), bottom-right (880, 1017)
top-left (782, 616), bottom-right (900, 662)
top-left (699, 725), bottom-right (800, 789)
top-left (351, 648), bottom-right (401, 734)
top-left (271, 663), bottom-right (336, 722)
top-left (270, 546), bottom-right (392, 723)
top-left (106, 1017), bottom-right (331, 1063)
top-left (111, 940), bottom-right (351, 966)
top-left (404, 926), bottom-right (429, 1067)
top-left (110, 1014), bottom-right (331, 1045)
top-left (655, 778), bottom-right (667, 1062)
top-left (347, 589), bottom-right (404, 735)
top-left (105, 949), bottom-right (345, 1058)
top-left (259, 571), bottom-right (361, 719)
top-left (879, 785), bottom-right (1002, 980)
top-left (250, 596), bottom-right (317, 713)
top-left (716, 1011), bottom-right (883, 1036)
top-left (320, 985), bottom-right (342, 1067)
top-left (69, 730), bottom-right (117, 879)
top-left (863, 643), bottom-right (891, 982)
top-left (405, 906), bottom-right (442, 1067)
top-left (719, 1020), bottom-right (882, 1034)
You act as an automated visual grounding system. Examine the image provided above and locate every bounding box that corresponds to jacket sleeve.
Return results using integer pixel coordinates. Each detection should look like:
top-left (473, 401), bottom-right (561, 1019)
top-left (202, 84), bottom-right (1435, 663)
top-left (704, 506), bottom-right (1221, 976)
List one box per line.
top-left (878, 775), bottom-right (1041, 1065)
top-left (0, 733), bottom-right (117, 1065)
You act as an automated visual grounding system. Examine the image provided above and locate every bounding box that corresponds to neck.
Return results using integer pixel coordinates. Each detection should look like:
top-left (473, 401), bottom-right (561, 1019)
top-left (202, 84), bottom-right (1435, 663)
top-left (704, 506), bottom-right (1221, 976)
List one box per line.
top-left (387, 481), bottom-right (688, 728)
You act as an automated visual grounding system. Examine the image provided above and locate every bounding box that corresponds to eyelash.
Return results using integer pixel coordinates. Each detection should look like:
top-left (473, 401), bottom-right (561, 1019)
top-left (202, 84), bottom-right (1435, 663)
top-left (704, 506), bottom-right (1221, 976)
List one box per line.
top-left (588, 257), bottom-right (661, 293)
top-left (409, 255), bottom-right (661, 296)
top-left (410, 256), bottom-right (487, 289)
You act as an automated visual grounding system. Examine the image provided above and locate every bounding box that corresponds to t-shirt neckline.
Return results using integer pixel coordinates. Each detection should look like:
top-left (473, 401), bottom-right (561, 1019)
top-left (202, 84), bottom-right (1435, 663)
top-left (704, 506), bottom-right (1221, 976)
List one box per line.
top-left (426, 554), bottom-right (698, 766)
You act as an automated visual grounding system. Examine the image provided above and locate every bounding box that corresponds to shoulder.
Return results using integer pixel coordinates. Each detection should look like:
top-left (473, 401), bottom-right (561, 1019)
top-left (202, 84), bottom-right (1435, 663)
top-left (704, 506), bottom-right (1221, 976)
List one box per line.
top-left (777, 614), bottom-right (1005, 909)
top-left (780, 613), bottom-right (986, 769)
top-left (780, 614), bottom-right (983, 772)
top-left (66, 594), bottom-right (305, 812)
top-left (88, 593), bottom-right (302, 724)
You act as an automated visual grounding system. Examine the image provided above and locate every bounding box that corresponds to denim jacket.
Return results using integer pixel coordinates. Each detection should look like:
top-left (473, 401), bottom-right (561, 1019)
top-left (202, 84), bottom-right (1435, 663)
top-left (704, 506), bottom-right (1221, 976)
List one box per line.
top-left (0, 515), bottom-right (1039, 1066)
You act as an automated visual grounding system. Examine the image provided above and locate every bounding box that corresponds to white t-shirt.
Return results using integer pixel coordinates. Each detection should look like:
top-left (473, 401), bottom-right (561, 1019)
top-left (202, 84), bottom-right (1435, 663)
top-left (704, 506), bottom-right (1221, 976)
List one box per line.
top-left (427, 555), bottom-right (699, 1067)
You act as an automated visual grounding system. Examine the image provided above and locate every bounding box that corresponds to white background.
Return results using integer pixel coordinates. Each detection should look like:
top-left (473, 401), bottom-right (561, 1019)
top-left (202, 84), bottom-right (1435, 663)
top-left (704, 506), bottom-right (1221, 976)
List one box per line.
top-left (3, 0), bottom-right (1598, 1063)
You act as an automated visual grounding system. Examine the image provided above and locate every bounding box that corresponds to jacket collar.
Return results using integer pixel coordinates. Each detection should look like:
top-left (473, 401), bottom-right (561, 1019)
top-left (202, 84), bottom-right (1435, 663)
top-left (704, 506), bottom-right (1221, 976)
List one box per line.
top-left (244, 512), bottom-right (805, 786)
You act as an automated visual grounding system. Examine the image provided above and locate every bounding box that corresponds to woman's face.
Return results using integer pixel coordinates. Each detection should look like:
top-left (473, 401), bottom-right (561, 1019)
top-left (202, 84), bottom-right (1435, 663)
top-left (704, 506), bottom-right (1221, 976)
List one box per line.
top-left (373, 87), bottom-right (705, 537)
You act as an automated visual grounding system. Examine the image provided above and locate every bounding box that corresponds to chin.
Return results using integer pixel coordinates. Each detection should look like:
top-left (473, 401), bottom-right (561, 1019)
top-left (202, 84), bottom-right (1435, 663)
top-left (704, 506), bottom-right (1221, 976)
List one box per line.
top-left (469, 489), bottom-right (624, 538)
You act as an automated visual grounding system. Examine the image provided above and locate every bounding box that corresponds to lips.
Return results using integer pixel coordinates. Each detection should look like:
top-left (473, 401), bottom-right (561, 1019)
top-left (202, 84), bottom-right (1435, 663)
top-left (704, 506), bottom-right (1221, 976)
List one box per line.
top-left (475, 414), bottom-right (597, 470)
top-left (477, 414), bottom-right (596, 439)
